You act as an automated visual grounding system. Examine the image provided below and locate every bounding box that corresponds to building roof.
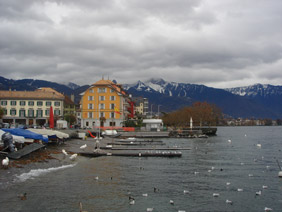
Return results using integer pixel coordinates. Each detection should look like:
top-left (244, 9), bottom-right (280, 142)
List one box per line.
top-left (93, 79), bottom-right (114, 86)
top-left (64, 95), bottom-right (75, 105)
top-left (0, 89), bottom-right (64, 100)
top-left (91, 79), bottom-right (128, 96)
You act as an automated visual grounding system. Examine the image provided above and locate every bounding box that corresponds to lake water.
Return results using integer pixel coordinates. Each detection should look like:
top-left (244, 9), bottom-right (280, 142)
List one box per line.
top-left (0, 126), bottom-right (282, 211)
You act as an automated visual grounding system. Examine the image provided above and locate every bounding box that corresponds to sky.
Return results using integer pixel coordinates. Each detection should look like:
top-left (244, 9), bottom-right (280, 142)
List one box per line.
top-left (0, 0), bottom-right (281, 88)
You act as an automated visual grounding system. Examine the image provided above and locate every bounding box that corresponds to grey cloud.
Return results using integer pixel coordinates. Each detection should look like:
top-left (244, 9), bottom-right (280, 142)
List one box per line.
top-left (0, 0), bottom-right (281, 88)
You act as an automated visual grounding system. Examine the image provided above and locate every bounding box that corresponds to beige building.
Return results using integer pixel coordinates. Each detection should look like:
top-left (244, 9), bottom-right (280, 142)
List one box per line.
top-left (0, 88), bottom-right (64, 126)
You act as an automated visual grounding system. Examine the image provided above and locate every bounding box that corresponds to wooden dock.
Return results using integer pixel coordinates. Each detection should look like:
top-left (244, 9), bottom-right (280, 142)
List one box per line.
top-left (79, 151), bottom-right (182, 158)
top-left (100, 147), bottom-right (191, 150)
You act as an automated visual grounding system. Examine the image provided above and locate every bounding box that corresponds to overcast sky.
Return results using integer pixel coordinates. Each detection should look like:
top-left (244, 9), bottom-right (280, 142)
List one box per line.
top-left (0, 0), bottom-right (281, 88)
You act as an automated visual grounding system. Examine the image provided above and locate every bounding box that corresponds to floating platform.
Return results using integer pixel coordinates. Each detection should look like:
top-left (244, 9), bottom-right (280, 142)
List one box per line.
top-left (8, 143), bottom-right (45, 160)
top-left (100, 147), bottom-right (191, 150)
top-left (106, 142), bottom-right (165, 146)
top-left (79, 151), bottom-right (182, 158)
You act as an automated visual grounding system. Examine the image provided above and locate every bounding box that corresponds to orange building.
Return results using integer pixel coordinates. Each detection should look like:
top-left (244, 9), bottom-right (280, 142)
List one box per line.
top-left (80, 79), bottom-right (130, 128)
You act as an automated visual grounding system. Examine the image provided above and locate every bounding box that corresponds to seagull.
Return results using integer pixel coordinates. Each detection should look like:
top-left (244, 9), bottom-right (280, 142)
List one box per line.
top-left (2, 157), bottom-right (9, 169)
top-left (264, 207), bottom-right (273, 211)
top-left (80, 144), bottom-right (87, 149)
top-left (142, 193), bottom-right (148, 197)
top-left (62, 149), bottom-right (68, 156)
top-left (129, 199), bottom-right (135, 205)
top-left (262, 185), bottom-right (268, 189)
top-left (147, 208), bottom-right (153, 212)
top-left (69, 153), bottom-right (78, 161)
top-left (237, 188), bottom-right (243, 192)
top-left (226, 199), bottom-right (233, 205)
top-left (95, 176), bottom-right (99, 180)
top-left (18, 193), bottom-right (27, 200)
top-left (170, 200), bottom-right (174, 205)
top-left (79, 202), bottom-right (88, 212)
top-left (255, 191), bottom-right (262, 196)
top-left (154, 187), bottom-right (159, 192)
top-left (248, 174), bottom-right (254, 177)
top-left (129, 196), bottom-right (135, 205)
top-left (228, 139), bottom-right (232, 143)
top-left (257, 144), bottom-right (262, 148)
top-left (213, 193), bottom-right (220, 197)
top-left (183, 190), bottom-right (190, 194)
top-left (226, 182), bottom-right (231, 186)
top-left (194, 171), bottom-right (199, 175)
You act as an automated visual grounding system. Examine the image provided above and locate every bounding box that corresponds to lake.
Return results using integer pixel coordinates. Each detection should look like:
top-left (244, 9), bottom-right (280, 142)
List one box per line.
top-left (0, 126), bottom-right (282, 211)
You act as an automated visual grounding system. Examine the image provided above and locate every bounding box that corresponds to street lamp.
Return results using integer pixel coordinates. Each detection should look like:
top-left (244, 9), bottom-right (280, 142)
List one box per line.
top-left (151, 104), bottom-right (154, 118)
top-left (158, 105), bottom-right (161, 118)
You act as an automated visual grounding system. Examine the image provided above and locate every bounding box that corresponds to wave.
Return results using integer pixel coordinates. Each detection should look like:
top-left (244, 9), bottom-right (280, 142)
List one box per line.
top-left (15, 164), bottom-right (77, 182)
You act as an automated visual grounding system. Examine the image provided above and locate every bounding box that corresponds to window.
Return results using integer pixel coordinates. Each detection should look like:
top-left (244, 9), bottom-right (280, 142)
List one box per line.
top-left (1, 100), bottom-right (7, 106)
top-left (88, 112), bottom-right (93, 118)
top-left (99, 103), bottom-right (105, 109)
top-left (20, 101), bottom-right (26, 106)
top-left (28, 101), bottom-right (34, 106)
top-left (110, 89), bottom-right (115, 93)
top-left (3, 109), bottom-right (7, 115)
top-left (45, 110), bottom-right (50, 116)
top-left (46, 101), bottom-right (52, 106)
top-left (88, 96), bottom-right (93, 101)
top-left (110, 121), bottom-right (116, 126)
top-left (86, 121), bottom-right (89, 127)
top-left (10, 101), bottom-right (17, 106)
top-left (28, 109), bottom-right (34, 117)
top-left (88, 104), bottom-right (93, 109)
top-left (99, 112), bottom-right (104, 117)
top-left (98, 88), bottom-right (106, 93)
top-left (54, 110), bottom-right (60, 116)
top-left (10, 109), bottom-right (16, 116)
top-left (54, 102), bottom-right (60, 106)
top-left (19, 110), bottom-right (25, 117)
top-left (99, 96), bottom-right (105, 101)
top-left (89, 89), bottom-right (94, 93)
top-left (37, 109), bottom-right (43, 117)
top-left (110, 96), bottom-right (115, 101)
top-left (110, 103), bottom-right (115, 110)
top-left (110, 112), bottom-right (115, 118)
top-left (37, 101), bottom-right (43, 106)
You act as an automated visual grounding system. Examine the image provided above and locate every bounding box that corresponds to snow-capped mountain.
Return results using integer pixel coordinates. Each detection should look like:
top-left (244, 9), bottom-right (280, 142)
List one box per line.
top-left (225, 84), bottom-right (282, 97)
top-left (124, 78), bottom-right (282, 119)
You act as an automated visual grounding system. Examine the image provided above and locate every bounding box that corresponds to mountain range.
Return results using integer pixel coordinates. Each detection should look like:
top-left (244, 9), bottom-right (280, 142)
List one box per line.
top-left (1, 76), bottom-right (282, 119)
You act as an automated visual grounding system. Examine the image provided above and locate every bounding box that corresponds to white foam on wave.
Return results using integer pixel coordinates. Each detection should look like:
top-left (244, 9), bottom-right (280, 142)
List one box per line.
top-left (15, 164), bottom-right (76, 182)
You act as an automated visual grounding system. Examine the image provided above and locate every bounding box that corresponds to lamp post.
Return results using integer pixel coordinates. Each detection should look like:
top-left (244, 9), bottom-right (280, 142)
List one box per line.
top-left (151, 104), bottom-right (154, 118)
top-left (158, 105), bottom-right (161, 118)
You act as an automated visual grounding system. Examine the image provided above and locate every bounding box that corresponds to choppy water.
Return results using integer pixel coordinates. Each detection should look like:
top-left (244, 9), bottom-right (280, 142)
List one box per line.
top-left (1, 126), bottom-right (282, 212)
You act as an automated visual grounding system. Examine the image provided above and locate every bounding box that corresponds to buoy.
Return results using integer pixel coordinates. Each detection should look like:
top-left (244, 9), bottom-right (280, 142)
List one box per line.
top-left (279, 171), bottom-right (282, 177)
